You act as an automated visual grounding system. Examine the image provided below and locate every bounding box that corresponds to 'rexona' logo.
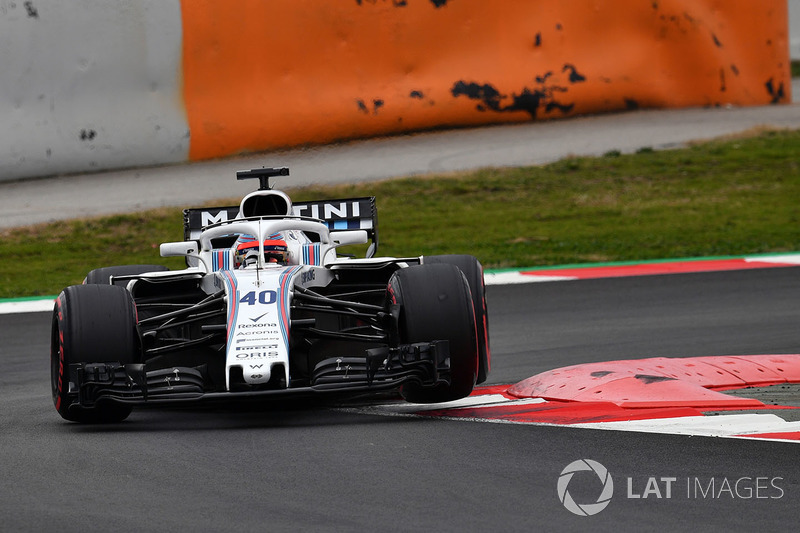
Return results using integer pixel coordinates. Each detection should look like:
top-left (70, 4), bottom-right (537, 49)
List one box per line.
top-left (557, 459), bottom-right (614, 516)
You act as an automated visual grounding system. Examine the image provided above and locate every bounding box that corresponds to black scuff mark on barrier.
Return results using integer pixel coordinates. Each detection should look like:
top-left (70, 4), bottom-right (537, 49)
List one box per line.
top-left (590, 371), bottom-right (614, 378)
top-left (730, 64), bottom-right (739, 76)
top-left (562, 64), bottom-right (585, 83)
top-left (80, 129), bottom-right (96, 141)
top-left (452, 65), bottom-right (584, 119)
top-left (24, 1), bottom-right (38, 18)
top-left (356, 99), bottom-right (384, 115)
top-left (452, 82), bottom-right (503, 113)
top-left (430, 0), bottom-right (448, 7)
top-left (635, 375), bottom-right (676, 385)
top-left (624, 99), bottom-right (639, 110)
top-left (711, 33), bottom-right (723, 48)
top-left (719, 68), bottom-right (726, 92)
top-left (534, 32), bottom-right (542, 47)
top-left (512, 89), bottom-right (551, 116)
top-left (408, 90), bottom-right (436, 107)
top-left (765, 78), bottom-right (786, 104)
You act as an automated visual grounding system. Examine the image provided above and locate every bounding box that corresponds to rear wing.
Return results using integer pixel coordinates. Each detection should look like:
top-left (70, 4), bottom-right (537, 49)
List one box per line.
top-left (183, 197), bottom-right (379, 258)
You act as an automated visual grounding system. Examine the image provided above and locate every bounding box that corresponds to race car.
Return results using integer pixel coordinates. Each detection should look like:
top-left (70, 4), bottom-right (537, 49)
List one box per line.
top-left (51, 167), bottom-right (490, 423)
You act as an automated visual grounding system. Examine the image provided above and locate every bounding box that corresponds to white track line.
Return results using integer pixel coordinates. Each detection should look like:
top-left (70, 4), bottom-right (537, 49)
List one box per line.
top-left (746, 254), bottom-right (800, 265)
top-left (0, 298), bottom-right (54, 315)
top-left (484, 272), bottom-right (575, 284)
top-left (570, 414), bottom-right (800, 441)
top-left (356, 394), bottom-right (547, 414)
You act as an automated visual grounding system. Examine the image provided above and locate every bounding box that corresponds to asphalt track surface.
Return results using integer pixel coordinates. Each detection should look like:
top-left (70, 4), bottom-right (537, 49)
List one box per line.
top-left (2, 267), bottom-right (799, 532)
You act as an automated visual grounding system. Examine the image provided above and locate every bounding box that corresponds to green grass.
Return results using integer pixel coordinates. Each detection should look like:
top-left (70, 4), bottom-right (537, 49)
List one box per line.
top-left (2, 128), bottom-right (799, 298)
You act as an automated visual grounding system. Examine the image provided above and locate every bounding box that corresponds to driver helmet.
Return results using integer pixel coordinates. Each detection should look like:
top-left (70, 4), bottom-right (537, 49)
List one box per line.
top-left (234, 236), bottom-right (289, 268)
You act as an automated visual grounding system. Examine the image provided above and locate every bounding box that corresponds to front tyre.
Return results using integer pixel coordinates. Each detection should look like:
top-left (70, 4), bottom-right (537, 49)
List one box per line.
top-left (51, 284), bottom-right (140, 423)
top-left (423, 255), bottom-right (491, 384)
top-left (388, 263), bottom-right (479, 403)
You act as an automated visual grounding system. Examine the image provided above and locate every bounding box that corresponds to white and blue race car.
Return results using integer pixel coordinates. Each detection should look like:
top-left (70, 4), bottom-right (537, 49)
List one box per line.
top-left (51, 167), bottom-right (490, 423)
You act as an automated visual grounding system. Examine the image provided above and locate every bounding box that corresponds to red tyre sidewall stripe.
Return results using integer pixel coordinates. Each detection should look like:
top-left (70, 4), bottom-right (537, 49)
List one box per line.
top-left (469, 286), bottom-right (479, 384)
top-left (481, 292), bottom-right (491, 373)
top-left (55, 295), bottom-right (65, 409)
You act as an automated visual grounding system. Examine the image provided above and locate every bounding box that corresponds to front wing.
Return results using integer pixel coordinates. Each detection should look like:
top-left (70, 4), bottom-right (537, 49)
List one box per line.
top-left (63, 341), bottom-right (451, 412)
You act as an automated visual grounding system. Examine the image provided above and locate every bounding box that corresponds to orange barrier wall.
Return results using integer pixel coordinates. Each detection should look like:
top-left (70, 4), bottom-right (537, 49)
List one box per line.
top-left (181, 0), bottom-right (790, 161)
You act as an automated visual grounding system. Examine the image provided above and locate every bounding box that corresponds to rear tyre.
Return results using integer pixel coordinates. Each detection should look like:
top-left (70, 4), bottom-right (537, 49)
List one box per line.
top-left (84, 264), bottom-right (169, 285)
top-left (423, 255), bottom-right (491, 383)
top-left (51, 284), bottom-right (140, 423)
top-left (388, 263), bottom-right (479, 403)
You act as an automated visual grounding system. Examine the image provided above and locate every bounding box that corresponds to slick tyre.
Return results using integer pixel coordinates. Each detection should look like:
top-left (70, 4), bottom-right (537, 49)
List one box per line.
top-left (51, 284), bottom-right (140, 423)
top-left (388, 263), bottom-right (479, 403)
top-left (84, 264), bottom-right (169, 285)
top-left (423, 255), bottom-right (491, 384)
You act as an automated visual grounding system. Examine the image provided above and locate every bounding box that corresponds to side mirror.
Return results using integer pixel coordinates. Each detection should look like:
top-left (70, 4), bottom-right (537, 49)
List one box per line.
top-left (331, 230), bottom-right (369, 247)
top-left (160, 241), bottom-right (199, 258)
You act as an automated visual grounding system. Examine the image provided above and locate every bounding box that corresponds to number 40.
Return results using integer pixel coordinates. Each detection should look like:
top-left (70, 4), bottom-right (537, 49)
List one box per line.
top-left (239, 290), bottom-right (277, 305)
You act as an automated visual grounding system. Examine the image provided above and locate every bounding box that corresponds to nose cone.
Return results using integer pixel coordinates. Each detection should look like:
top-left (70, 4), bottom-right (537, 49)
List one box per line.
top-left (242, 362), bottom-right (272, 385)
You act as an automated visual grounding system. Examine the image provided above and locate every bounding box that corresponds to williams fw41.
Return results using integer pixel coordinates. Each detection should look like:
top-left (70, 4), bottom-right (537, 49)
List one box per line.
top-left (51, 167), bottom-right (490, 423)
